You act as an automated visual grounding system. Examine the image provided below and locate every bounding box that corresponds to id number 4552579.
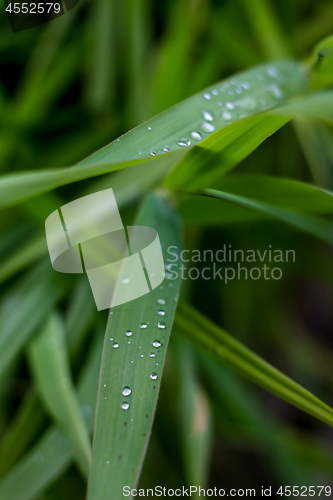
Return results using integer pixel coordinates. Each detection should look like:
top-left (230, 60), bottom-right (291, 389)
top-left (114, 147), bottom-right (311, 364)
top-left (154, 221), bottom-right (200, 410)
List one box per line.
top-left (277, 486), bottom-right (331, 497)
top-left (5, 3), bottom-right (61, 14)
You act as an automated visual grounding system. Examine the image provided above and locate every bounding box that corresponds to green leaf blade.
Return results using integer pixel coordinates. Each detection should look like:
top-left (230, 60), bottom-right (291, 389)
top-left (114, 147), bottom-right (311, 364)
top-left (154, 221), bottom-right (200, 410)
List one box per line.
top-left (0, 60), bottom-right (308, 210)
top-left (0, 332), bottom-right (103, 500)
top-left (87, 193), bottom-right (183, 500)
top-left (175, 301), bottom-right (333, 428)
top-left (29, 314), bottom-right (92, 477)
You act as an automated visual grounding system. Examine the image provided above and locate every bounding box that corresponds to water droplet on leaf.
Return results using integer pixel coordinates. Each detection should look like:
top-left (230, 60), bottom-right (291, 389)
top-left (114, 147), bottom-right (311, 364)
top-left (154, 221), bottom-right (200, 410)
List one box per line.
top-left (191, 131), bottom-right (202, 141)
top-left (203, 111), bottom-right (213, 121)
top-left (178, 138), bottom-right (191, 147)
top-left (200, 122), bottom-right (215, 133)
top-left (122, 387), bottom-right (131, 397)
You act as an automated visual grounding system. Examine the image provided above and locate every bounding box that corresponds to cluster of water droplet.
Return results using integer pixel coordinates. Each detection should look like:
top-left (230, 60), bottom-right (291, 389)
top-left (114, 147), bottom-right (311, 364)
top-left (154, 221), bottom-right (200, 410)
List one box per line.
top-left (107, 297), bottom-right (171, 412)
top-left (138, 64), bottom-right (287, 158)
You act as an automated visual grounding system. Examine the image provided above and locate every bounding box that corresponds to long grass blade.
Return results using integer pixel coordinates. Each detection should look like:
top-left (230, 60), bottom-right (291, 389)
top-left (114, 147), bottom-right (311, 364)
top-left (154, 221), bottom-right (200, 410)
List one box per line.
top-left (202, 186), bottom-right (333, 245)
top-left (175, 300), bottom-right (333, 428)
top-left (87, 193), bottom-right (183, 500)
top-left (28, 314), bottom-right (92, 477)
top-left (0, 60), bottom-right (308, 210)
top-left (0, 332), bottom-right (103, 500)
top-left (0, 263), bottom-right (66, 379)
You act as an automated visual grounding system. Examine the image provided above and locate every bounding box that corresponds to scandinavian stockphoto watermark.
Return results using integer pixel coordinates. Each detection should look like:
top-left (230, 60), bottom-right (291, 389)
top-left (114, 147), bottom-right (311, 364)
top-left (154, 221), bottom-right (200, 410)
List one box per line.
top-left (165, 245), bottom-right (295, 282)
top-left (123, 485), bottom-right (332, 497)
top-left (45, 188), bottom-right (165, 311)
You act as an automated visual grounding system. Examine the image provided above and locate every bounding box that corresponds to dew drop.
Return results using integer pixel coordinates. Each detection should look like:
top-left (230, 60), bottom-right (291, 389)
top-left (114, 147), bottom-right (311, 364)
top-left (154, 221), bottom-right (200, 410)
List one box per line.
top-left (106, 461), bottom-right (109, 464)
top-left (150, 150), bottom-right (158, 156)
top-left (138, 151), bottom-right (142, 155)
top-left (110, 338), bottom-right (113, 341)
top-left (200, 122), bottom-right (215, 133)
top-left (113, 342), bottom-right (119, 348)
top-left (162, 145), bottom-right (171, 152)
top-left (150, 352), bottom-right (156, 357)
top-left (150, 373), bottom-right (158, 380)
top-left (212, 89), bottom-right (218, 95)
top-left (141, 323), bottom-right (148, 329)
top-left (141, 355), bottom-right (144, 358)
top-left (203, 111), bottom-right (213, 121)
top-left (225, 102), bottom-right (235, 110)
top-left (203, 92), bottom-right (211, 100)
top-left (104, 384), bottom-right (106, 387)
top-left (222, 112), bottom-right (232, 121)
top-left (265, 83), bottom-right (283, 98)
top-left (242, 82), bottom-right (251, 89)
top-left (236, 88), bottom-right (243, 94)
top-left (147, 126), bottom-right (152, 130)
top-left (157, 310), bottom-right (165, 316)
top-left (268, 66), bottom-right (278, 77)
top-left (122, 277), bottom-right (130, 284)
top-left (126, 331), bottom-right (132, 337)
top-left (157, 299), bottom-right (166, 305)
top-left (122, 387), bottom-right (131, 397)
top-left (165, 271), bottom-right (173, 279)
top-left (178, 138), bottom-right (191, 147)
top-left (191, 131), bottom-right (202, 141)
top-left (153, 340), bottom-right (161, 348)
top-left (157, 322), bottom-right (166, 329)
top-left (122, 402), bottom-right (129, 410)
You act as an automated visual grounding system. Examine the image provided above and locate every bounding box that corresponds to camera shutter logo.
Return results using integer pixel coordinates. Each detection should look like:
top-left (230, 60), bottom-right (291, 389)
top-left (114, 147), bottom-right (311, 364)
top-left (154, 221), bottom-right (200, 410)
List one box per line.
top-left (45, 188), bottom-right (165, 310)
